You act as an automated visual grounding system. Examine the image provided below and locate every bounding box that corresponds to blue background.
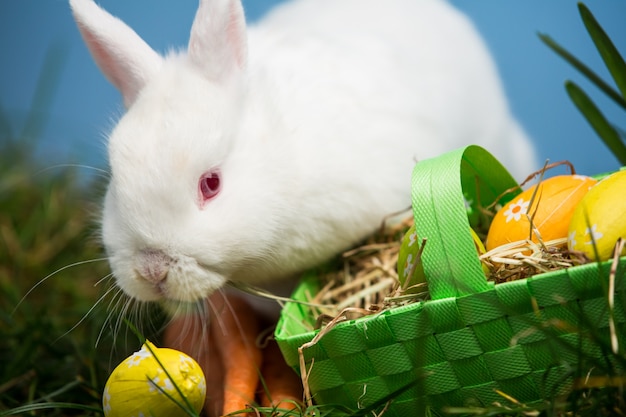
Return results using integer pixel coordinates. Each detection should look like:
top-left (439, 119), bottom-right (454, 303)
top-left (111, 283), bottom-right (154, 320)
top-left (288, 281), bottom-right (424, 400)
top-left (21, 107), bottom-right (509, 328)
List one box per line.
top-left (2, 1), bottom-right (625, 176)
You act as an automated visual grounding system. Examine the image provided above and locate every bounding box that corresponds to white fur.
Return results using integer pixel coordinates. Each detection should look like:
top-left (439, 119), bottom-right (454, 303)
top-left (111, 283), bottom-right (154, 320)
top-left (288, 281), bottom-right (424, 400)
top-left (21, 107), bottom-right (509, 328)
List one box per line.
top-left (71, 0), bottom-right (536, 303)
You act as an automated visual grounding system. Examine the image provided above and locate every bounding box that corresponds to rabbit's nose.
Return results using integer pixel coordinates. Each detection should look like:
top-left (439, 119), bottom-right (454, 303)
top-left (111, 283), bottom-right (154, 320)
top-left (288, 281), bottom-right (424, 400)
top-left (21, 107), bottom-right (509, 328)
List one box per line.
top-left (137, 248), bottom-right (172, 283)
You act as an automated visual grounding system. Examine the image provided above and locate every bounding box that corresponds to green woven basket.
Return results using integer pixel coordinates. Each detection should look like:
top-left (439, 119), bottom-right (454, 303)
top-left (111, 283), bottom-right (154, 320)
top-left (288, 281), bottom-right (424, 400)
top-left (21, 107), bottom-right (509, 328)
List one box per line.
top-left (275, 145), bottom-right (626, 415)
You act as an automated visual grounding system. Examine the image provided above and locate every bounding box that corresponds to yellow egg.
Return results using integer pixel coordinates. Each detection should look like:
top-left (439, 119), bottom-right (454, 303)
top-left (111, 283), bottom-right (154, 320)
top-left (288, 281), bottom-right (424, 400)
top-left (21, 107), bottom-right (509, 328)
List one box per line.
top-left (397, 224), bottom-right (426, 293)
top-left (470, 227), bottom-right (490, 275)
top-left (568, 170), bottom-right (626, 261)
top-left (486, 175), bottom-right (597, 251)
top-left (103, 341), bottom-right (206, 417)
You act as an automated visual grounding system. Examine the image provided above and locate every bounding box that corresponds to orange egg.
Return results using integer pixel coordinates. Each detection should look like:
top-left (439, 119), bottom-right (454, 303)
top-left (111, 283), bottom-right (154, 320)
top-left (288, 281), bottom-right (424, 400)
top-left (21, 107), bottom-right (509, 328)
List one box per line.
top-left (486, 175), bottom-right (597, 251)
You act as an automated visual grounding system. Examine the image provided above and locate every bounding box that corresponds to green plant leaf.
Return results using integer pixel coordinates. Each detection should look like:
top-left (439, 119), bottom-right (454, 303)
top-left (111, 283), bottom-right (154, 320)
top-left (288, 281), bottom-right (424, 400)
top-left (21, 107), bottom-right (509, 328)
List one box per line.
top-left (538, 33), bottom-right (626, 111)
top-left (578, 2), bottom-right (626, 102)
top-left (566, 80), bottom-right (626, 165)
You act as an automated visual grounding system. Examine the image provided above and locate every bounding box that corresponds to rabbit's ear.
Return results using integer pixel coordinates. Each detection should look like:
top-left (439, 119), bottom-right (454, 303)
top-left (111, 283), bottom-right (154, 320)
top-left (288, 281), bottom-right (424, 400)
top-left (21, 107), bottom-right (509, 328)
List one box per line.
top-left (188, 0), bottom-right (247, 81)
top-left (70, 0), bottom-right (162, 108)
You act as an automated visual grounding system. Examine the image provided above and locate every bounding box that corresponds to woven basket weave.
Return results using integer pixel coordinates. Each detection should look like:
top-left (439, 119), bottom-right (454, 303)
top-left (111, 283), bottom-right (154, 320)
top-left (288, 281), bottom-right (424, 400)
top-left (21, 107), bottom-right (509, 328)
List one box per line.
top-left (275, 145), bottom-right (626, 415)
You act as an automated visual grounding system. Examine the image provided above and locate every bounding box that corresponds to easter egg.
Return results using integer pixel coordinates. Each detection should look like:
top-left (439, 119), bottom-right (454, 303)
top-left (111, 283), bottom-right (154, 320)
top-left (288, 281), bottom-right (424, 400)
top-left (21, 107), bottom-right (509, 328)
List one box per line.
top-left (470, 227), bottom-right (490, 275)
top-left (397, 224), bottom-right (426, 293)
top-left (568, 170), bottom-right (626, 261)
top-left (103, 341), bottom-right (206, 417)
top-left (398, 225), bottom-right (489, 290)
top-left (486, 175), bottom-right (597, 251)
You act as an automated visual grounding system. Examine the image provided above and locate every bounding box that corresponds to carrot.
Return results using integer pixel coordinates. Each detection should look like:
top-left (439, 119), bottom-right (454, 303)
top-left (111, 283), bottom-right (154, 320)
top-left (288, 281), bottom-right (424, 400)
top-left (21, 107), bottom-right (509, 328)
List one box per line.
top-left (210, 292), bottom-right (263, 416)
top-left (164, 291), bottom-right (303, 416)
top-left (259, 340), bottom-right (303, 410)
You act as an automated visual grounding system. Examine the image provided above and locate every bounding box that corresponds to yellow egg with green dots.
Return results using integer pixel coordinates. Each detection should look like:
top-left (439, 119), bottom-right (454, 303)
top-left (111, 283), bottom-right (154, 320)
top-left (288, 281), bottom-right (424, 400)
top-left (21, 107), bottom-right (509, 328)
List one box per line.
top-left (568, 170), bottom-right (626, 261)
top-left (103, 341), bottom-right (206, 417)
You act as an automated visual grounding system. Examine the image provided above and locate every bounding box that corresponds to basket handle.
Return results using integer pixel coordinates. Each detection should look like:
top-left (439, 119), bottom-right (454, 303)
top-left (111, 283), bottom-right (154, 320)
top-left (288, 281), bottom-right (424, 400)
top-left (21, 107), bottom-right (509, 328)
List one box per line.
top-left (411, 145), bottom-right (520, 300)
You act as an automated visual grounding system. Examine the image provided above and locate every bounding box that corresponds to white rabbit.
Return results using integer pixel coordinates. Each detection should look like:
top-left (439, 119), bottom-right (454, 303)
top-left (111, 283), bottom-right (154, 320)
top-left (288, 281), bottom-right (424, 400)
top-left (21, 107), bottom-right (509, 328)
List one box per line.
top-left (70, 0), bottom-right (536, 308)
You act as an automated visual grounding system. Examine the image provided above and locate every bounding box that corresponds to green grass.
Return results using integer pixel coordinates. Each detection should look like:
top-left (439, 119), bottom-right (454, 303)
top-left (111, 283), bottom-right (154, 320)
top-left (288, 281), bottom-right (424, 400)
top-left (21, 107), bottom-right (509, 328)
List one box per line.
top-left (0, 42), bottom-right (163, 415)
top-left (0, 134), bottom-right (174, 416)
top-left (1, 145), bottom-right (110, 415)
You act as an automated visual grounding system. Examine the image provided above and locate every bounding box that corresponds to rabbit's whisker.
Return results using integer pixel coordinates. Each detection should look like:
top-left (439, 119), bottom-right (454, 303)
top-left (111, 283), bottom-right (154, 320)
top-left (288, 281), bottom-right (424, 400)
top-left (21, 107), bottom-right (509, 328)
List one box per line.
top-left (13, 257), bottom-right (108, 315)
top-left (55, 276), bottom-right (117, 343)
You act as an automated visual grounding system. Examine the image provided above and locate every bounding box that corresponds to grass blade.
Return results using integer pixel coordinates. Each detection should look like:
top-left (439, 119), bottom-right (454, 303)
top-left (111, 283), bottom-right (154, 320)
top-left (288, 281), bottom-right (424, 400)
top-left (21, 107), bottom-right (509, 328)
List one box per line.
top-left (538, 33), bottom-right (626, 111)
top-left (578, 3), bottom-right (626, 102)
top-left (566, 80), bottom-right (626, 164)
top-left (19, 40), bottom-right (68, 144)
top-left (0, 402), bottom-right (103, 416)
top-left (0, 103), bottom-right (13, 141)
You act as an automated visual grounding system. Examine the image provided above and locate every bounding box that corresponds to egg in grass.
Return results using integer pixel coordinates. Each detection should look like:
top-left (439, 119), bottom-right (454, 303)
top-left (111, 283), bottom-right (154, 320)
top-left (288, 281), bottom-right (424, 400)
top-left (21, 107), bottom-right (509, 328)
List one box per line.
top-left (568, 170), bottom-right (626, 261)
top-left (486, 175), bottom-right (597, 251)
top-left (103, 340), bottom-right (206, 417)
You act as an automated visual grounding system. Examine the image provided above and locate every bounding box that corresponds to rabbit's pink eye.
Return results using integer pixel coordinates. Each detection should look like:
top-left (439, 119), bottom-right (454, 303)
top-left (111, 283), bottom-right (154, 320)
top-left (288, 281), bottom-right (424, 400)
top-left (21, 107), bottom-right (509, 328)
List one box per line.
top-left (198, 171), bottom-right (221, 205)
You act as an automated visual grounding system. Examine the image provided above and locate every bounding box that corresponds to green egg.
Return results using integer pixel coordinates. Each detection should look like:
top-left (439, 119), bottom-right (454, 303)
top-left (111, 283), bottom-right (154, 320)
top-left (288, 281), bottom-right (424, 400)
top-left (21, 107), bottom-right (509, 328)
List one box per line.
top-left (397, 224), bottom-right (426, 293)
